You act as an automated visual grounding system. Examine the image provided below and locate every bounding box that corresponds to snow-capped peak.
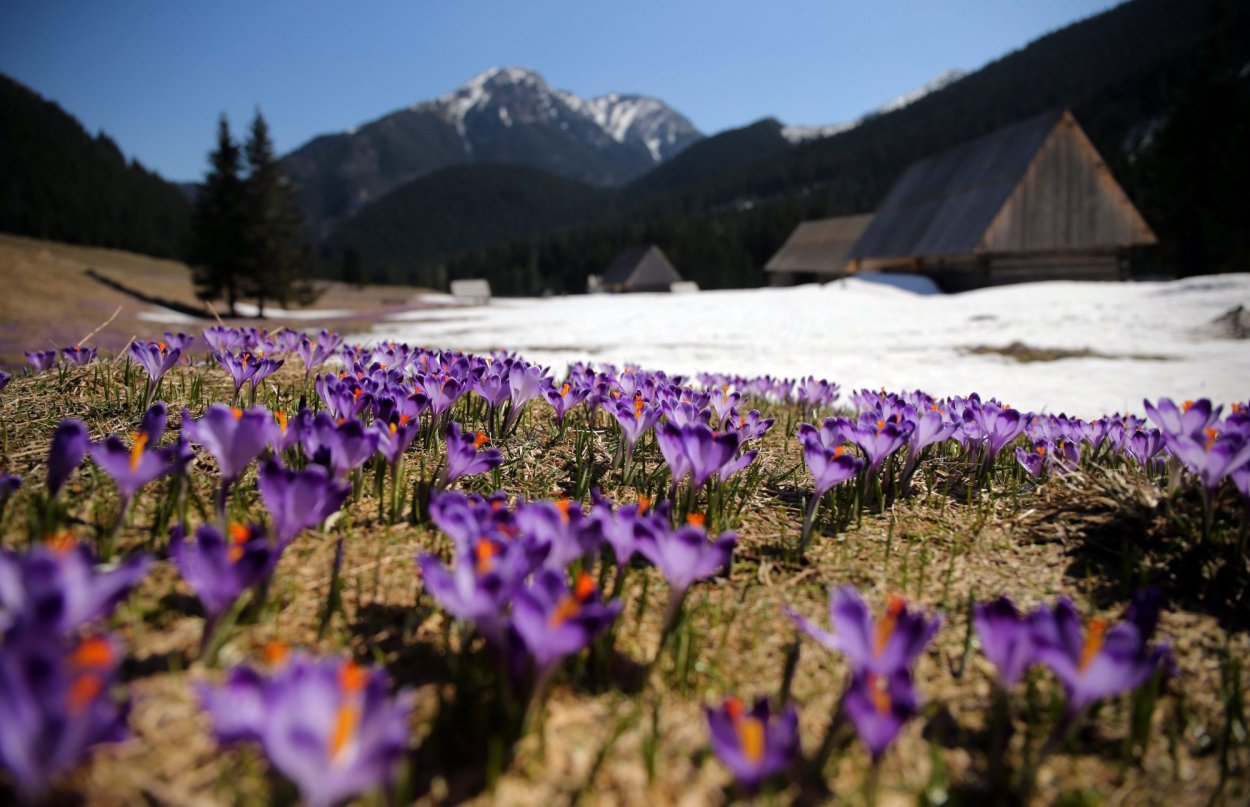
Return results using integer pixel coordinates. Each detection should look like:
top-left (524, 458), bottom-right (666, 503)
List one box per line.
top-left (781, 68), bottom-right (967, 145)
top-left (409, 67), bottom-right (700, 164)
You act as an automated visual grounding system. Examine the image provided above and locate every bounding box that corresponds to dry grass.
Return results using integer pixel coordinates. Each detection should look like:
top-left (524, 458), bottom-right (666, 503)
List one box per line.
top-left (0, 233), bottom-right (434, 367)
top-left (0, 359), bottom-right (1247, 806)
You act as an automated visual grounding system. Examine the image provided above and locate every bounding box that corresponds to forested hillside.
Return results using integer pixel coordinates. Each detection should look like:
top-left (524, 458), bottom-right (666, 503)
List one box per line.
top-left (0, 74), bottom-right (191, 259)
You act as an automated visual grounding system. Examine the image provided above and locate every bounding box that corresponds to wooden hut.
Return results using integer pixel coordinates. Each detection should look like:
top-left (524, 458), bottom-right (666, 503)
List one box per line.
top-left (847, 110), bottom-right (1156, 292)
top-left (600, 245), bottom-right (683, 293)
top-left (764, 214), bottom-right (874, 285)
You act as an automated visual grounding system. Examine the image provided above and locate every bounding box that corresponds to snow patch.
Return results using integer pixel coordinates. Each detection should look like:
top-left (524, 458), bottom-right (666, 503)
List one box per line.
top-left (354, 275), bottom-right (1250, 419)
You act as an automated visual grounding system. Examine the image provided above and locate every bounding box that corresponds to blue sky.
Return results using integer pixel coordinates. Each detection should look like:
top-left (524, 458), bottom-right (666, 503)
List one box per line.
top-left (0, 1), bottom-right (1120, 181)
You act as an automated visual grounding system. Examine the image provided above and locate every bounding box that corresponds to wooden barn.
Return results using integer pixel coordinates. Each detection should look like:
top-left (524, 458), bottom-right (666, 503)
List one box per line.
top-left (599, 245), bottom-right (683, 293)
top-left (847, 109), bottom-right (1157, 292)
top-left (764, 214), bottom-right (874, 285)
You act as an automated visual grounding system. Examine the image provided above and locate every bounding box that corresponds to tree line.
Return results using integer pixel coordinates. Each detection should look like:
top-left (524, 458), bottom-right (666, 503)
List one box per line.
top-left (189, 112), bottom-right (317, 316)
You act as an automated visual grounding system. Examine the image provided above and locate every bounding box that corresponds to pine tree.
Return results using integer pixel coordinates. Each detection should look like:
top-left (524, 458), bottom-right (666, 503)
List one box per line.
top-left (189, 115), bottom-right (247, 315)
top-left (241, 110), bottom-right (317, 316)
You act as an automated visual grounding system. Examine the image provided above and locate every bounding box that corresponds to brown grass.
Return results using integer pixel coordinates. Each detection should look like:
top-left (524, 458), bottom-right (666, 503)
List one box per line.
top-left (0, 233), bottom-right (436, 367)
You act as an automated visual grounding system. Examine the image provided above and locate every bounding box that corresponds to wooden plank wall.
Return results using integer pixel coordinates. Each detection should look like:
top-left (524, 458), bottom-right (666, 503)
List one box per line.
top-left (980, 116), bottom-right (1155, 253)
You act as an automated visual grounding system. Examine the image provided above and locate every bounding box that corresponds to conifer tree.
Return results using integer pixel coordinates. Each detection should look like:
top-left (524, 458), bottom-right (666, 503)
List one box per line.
top-left (241, 110), bottom-right (317, 316)
top-left (189, 115), bottom-right (247, 315)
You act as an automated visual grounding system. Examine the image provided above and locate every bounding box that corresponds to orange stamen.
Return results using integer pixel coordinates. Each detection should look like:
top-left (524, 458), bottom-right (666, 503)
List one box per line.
top-left (868, 673), bottom-right (891, 714)
top-left (560, 382), bottom-right (571, 397)
top-left (556, 498), bottom-right (572, 522)
top-left (1078, 619), bottom-right (1107, 672)
top-left (1036, 445), bottom-right (1047, 456)
top-left (834, 445), bottom-right (846, 458)
top-left (45, 531), bottom-right (76, 554)
top-left (636, 495), bottom-right (651, 514)
top-left (473, 431), bottom-right (489, 448)
top-left (231, 407), bottom-right (243, 420)
top-left (129, 432), bottom-right (149, 472)
top-left (275, 410), bottom-right (288, 433)
top-left (339, 660), bottom-right (369, 693)
top-left (1181, 400), bottom-right (1195, 412)
top-left (399, 414), bottom-right (410, 426)
top-left (474, 540), bottom-right (497, 575)
top-left (724, 696), bottom-right (744, 721)
top-left (873, 595), bottom-right (907, 657)
top-left (1205, 427), bottom-right (1218, 451)
top-left (573, 571), bottom-right (595, 602)
top-left (329, 704), bottom-right (360, 761)
top-left (262, 641), bottom-right (290, 665)
top-left (737, 716), bottom-right (765, 762)
top-left (389, 422), bottom-right (397, 435)
top-left (72, 637), bottom-right (114, 669)
top-left (67, 674), bottom-right (104, 714)
top-left (686, 513), bottom-right (706, 528)
top-left (877, 419), bottom-right (886, 433)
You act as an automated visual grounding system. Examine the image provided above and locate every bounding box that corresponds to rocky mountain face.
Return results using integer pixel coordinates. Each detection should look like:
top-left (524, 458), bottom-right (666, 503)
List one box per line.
top-left (282, 67), bottom-right (701, 236)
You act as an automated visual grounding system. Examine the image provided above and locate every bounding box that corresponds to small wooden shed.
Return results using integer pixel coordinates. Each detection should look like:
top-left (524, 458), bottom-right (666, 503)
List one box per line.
top-left (764, 214), bottom-right (874, 285)
top-left (600, 245), bottom-right (683, 293)
top-left (848, 110), bottom-right (1156, 292)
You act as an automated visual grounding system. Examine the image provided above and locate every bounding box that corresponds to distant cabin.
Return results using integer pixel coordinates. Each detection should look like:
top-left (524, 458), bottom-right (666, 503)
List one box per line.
top-left (765, 214), bottom-right (874, 286)
top-left (600, 245), bottom-right (684, 293)
top-left (847, 109), bottom-right (1157, 292)
top-left (449, 278), bottom-right (491, 304)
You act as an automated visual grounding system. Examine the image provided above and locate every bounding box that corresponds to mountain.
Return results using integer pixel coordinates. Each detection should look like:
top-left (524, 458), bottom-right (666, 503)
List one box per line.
top-left (324, 163), bottom-right (614, 289)
top-left (283, 67), bottom-right (701, 236)
top-left (0, 73), bottom-right (191, 258)
top-left (780, 69), bottom-right (967, 144)
top-left (437, 0), bottom-right (1250, 294)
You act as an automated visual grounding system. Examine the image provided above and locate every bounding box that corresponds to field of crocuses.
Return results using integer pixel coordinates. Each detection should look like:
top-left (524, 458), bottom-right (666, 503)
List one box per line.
top-left (0, 327), bottom-right (1248, 805)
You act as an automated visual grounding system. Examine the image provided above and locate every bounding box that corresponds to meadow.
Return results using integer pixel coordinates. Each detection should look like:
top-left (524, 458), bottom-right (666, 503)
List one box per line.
top-left (0, 321), bottom-right (1248, 806)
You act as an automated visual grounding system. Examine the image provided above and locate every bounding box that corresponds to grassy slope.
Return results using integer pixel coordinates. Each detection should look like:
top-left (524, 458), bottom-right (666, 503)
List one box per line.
top-left (0, 233), bottom-right (432, 367)
top-left (0, 356), bottom-right (1245, 804)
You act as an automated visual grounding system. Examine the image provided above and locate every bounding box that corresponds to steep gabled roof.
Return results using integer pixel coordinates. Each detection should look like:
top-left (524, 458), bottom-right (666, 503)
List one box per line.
top-left (765, 214), bottom-right (874, 275)
top-left (602, 245), bottom-right (682, 288)
top-left (849, 110), bottom-right (1064, 260)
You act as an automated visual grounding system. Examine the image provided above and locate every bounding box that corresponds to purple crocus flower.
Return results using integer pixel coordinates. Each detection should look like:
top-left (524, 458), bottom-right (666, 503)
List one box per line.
top-left (203, 325), bottom-right (244, 354)
top-left (257, 459), bottom-right (351, 546)
top-left (656, 422), bottom-right (741, 489)
top-left (46, 419), bottom-right (89, 496)
top-left (169, 523), bottom-right (281, 620)
top-left (634, 517), bottom-right (737, 597)
top-left (0, 370), bottom-right (10, 391)
top-left (1029, 592), bottom-right (1173, 712)
top-left (800, 430), bottom-right (865, 498)
top-left (163, 332), bottom-right (196, 353)
top-left (25, 350), bottom-right (57, 373)
top-left (88, 406), bottom-right (179, 502)
top-left (544, 381), bottom-right (589, 425)
top-left (128, 339), bottom-right (181, 385)
top-left (60, 345), bottom-right (97, 367)
top-left (502, 363), bottom-right (549, 431)
top-left (0, 539), bottom-right (150, 636)
top-left (374, 416), bottom-right (419, 466)
top-left (184, 404), bottom-right (275, 483)
top-left (302, 413), bottom-right (380, 480)
top-left (787, 586), bottom-right (940, 675)
top-left (842, 670), bottom-right (919, 762)
top-left (198, 652), bottom-right (413, 807)
top-left (705, 697), bottom-right (799, 790)
top-left (973, 596), bottom-right (1036, 688)
top-left (1166, 427), bottom-right (1250, 491)
top-left (510, 569), bottom-right (620, 673)
top-left (1014, 443), bottom-right (1045, 479)
top-left (850, 415), bottom-right (915, 477)
top-left (1143, 397), bottom-right (1220, 442)
top-left (612, 395), bottom-right (662, 447)
top-left (0, 631), bottom-right (130, 801)
top-left (418, 538), bottom-right (532, 645)
top-left (969, 402), bottom-right (1027, 464)
top-left (437, 422), bottom-right (502, 490)
top-left (214, 351), bottom-right (259, 395)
